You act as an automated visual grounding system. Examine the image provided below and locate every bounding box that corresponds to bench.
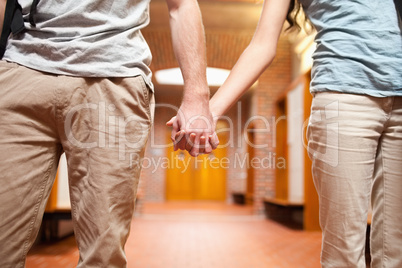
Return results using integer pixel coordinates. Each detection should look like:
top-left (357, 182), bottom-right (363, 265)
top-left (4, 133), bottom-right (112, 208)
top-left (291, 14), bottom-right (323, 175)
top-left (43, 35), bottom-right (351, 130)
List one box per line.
top-left (263, 197), bottom-right (304, 229)
top-left (41, 208), bottom-right (73, 242)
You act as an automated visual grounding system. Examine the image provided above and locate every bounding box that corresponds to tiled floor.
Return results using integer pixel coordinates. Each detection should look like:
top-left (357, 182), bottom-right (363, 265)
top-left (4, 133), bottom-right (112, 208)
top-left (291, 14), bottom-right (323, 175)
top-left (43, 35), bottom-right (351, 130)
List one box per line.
top-left (26, 201), bottom-right (322, 268)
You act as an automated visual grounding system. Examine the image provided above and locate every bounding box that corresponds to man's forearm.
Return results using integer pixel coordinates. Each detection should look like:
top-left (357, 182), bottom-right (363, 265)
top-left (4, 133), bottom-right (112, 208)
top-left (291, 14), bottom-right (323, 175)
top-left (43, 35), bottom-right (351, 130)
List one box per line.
top-left (167, 0), bottom-right (209, 101)
top-left (165, 0), bottom-right (217, 156)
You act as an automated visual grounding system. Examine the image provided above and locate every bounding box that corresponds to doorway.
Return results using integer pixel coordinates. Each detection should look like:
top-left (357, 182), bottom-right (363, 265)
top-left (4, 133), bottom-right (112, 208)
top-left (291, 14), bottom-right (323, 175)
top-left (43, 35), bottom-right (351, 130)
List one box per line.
top-left (165, 122), bottom-right (228, 201)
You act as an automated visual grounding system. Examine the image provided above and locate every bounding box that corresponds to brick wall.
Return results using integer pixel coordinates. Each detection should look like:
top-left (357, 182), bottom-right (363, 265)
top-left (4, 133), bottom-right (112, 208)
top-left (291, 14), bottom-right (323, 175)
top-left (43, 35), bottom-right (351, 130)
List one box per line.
top-left (252, 37), bottom-right (292, 213)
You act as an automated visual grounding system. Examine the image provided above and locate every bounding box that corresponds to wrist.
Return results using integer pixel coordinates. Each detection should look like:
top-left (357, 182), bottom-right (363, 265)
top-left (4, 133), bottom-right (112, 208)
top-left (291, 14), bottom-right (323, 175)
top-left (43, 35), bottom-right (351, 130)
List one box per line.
top-left (182, 85), bottom-right (210, 104)
top-left (209, 98), bottom-right (223, 119)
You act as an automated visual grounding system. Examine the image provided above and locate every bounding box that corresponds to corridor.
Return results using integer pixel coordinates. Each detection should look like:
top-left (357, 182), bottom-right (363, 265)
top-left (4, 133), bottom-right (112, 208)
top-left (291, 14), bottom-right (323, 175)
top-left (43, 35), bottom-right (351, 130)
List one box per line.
top-left (26, 202), bottom-right (322, 268)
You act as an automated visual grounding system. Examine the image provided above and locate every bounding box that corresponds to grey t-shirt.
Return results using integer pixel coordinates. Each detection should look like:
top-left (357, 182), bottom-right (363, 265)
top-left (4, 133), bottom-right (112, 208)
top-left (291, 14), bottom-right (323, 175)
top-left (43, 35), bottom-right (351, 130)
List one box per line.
top-left (4, 0), bottom-right (153, 90)
top-left (302, 0), bottom-right (402, 97)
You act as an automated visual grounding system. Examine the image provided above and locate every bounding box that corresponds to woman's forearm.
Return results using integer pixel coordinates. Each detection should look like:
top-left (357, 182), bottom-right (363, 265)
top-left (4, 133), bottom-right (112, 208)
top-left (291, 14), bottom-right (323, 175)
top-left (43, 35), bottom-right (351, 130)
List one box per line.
top-left (209, 0), bottom-right (291, 118)
top-left (210, 41), bottom-right (276, 118)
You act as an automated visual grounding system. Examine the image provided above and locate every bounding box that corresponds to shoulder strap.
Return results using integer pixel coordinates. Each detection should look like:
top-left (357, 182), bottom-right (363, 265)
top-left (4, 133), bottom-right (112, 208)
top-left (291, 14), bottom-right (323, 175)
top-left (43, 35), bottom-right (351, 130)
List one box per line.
top-left (29, 0), bottom-right (40, 27)
top-left (0, 0), bottom-right (25, 59)
top-left (395, 0), bottom-right (402, 20)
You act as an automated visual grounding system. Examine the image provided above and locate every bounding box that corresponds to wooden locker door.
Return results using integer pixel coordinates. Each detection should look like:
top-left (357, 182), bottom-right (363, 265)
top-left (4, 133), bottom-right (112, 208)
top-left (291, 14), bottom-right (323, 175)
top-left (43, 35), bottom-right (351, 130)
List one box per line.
top-left (166, 148), bottom-right (195, 200)
top-left (194, 145), bottom-right (227, 201)
top-left (166, 122), bottom-right (228, 201)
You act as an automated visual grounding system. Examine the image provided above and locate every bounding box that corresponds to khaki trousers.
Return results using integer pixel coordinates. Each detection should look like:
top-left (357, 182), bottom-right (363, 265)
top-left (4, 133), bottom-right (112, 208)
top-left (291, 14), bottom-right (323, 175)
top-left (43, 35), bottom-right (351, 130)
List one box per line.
top-left (307, 92), bottom-right (402, 268)
top-left (0, 61), bottom-right (154, 267)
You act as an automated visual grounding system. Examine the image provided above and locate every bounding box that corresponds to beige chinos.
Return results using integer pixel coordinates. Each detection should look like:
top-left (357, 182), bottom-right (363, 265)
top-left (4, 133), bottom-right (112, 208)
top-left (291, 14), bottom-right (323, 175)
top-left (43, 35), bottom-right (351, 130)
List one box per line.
top-left (308, 92), bottom-right (402, 267)
top-left (0, 60), bottom-right (154, 267)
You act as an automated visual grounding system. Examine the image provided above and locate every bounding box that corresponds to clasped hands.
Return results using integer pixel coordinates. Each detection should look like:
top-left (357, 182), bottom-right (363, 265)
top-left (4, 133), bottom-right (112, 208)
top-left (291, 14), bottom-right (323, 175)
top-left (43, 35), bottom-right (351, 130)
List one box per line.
top-left (166, 100), bottom-right (219, 157)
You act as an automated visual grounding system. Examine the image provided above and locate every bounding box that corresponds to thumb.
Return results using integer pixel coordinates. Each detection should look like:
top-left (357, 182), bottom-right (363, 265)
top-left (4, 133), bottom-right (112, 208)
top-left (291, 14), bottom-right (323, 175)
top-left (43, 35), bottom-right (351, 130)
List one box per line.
top-left (166, 116), bottom-right (176, 126)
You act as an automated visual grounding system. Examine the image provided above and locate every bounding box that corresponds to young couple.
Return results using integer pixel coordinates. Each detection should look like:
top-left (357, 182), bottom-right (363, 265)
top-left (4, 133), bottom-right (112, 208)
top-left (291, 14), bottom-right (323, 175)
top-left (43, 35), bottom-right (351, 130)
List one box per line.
top-left (0, 0), bottom-right (401, 267)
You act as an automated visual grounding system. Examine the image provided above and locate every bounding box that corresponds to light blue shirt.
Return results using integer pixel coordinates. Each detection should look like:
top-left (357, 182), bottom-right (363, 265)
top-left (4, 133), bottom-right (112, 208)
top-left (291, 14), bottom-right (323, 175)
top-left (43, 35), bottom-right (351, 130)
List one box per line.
top-left (302, 0), bottom-right (402, 97)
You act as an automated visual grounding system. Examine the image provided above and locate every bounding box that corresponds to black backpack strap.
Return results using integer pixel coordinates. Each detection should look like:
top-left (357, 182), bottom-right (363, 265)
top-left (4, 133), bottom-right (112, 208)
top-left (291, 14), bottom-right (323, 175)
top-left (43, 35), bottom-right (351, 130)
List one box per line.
top-left (29, 0), bottom-right (40, 27)
top-left (0, 0), bottom-right (25, 59)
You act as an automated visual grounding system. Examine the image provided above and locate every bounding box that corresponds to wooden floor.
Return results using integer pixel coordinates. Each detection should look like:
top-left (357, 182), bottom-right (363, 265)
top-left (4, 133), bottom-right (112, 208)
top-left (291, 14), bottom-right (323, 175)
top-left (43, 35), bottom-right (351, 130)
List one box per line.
top-left (26, 201), bottom-right (322, 268)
